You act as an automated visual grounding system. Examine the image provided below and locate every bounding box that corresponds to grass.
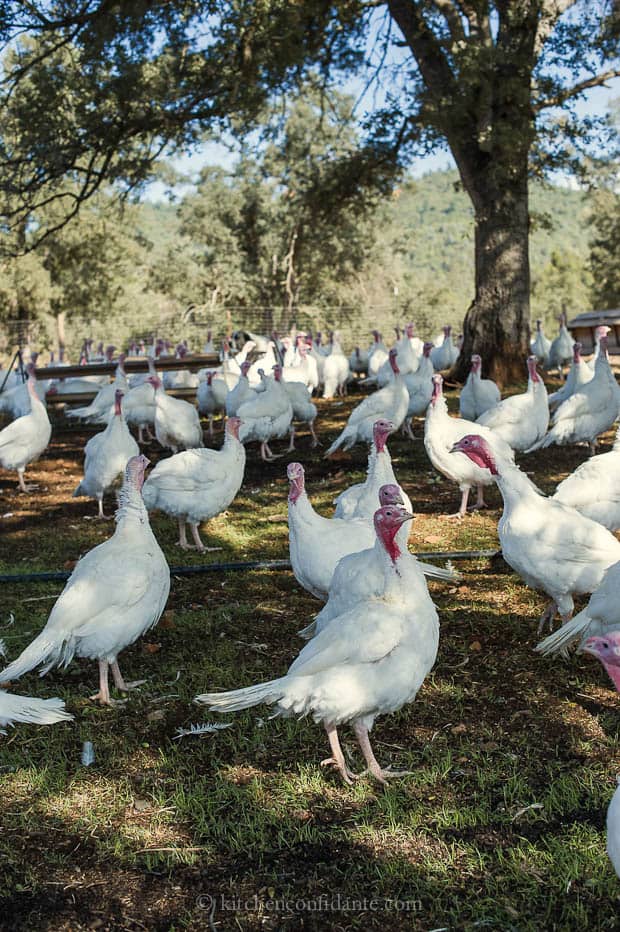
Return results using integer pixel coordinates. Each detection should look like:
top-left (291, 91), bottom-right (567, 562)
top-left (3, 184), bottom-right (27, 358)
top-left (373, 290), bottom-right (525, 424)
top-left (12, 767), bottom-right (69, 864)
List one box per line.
top-left (0, 380), bottom-right (618, 931)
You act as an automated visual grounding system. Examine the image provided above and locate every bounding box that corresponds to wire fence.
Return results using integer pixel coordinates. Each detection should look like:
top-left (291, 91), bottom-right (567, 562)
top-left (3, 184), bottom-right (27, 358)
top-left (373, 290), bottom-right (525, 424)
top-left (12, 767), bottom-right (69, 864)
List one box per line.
top-left (1, 302), bottom-right (457, 362)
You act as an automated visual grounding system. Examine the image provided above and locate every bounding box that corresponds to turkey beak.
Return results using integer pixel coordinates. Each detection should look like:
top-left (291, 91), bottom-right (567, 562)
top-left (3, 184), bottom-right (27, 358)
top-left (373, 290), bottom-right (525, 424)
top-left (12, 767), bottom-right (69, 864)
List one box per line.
top-left (450, 441), bottom-right (463, 454)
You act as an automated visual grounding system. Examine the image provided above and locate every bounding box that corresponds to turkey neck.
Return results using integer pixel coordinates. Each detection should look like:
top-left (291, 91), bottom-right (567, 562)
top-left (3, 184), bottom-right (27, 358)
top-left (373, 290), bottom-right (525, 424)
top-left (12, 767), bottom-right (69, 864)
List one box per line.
top-left (115, 480), bottom-right (149, 529)
top-left (602, 662), bottom-right (620, 693)
top-left (495, 462), bottom-right (541, 509)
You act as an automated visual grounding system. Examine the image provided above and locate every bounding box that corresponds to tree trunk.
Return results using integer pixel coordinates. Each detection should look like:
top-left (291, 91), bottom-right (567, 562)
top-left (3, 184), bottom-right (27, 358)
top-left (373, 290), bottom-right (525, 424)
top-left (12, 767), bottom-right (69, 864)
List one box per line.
top-left (451, 165), bottom-right (531, 385)
top-left (56, 311), bottom-right (66, 350)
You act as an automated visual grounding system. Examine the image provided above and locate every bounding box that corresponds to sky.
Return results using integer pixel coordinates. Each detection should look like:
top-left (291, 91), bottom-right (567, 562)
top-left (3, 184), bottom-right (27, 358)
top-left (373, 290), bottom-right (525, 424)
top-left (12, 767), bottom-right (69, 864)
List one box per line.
top-left (145, 17), bottom-right (619, 204)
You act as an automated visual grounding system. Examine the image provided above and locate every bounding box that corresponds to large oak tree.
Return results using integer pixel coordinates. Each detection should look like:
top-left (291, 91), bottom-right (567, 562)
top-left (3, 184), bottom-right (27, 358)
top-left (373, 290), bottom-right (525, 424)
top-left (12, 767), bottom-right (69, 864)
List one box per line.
top-left (0, 2), bottom-right (617, 378)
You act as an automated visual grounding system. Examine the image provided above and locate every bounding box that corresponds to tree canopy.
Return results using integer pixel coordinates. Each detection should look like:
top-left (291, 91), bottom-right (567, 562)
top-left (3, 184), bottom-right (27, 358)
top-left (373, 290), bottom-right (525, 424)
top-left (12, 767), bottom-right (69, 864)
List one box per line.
top-left (0, 2), bottom-right (617, 376)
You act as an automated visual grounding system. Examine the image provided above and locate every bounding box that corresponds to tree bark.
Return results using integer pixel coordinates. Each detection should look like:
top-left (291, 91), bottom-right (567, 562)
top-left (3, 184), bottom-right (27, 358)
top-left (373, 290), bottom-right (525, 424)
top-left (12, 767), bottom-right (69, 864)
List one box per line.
top-left (56, 311), bottom-right (66, 350)
top-left (452, 164), bottom-right (531, 384)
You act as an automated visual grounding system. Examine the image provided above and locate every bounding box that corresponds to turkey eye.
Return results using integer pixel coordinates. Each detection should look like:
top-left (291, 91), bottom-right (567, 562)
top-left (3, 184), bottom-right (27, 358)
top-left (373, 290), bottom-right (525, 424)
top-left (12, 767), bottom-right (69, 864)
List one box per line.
top-left (603, 641), bottom-right (609, 648)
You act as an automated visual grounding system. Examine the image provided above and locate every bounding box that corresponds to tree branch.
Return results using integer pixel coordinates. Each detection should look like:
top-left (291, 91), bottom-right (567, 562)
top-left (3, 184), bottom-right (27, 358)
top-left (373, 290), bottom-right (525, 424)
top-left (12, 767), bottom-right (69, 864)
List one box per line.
top-left (535, 68), bottom-right (620, 110)
top-left (386, 0), bottom-right (459, 101)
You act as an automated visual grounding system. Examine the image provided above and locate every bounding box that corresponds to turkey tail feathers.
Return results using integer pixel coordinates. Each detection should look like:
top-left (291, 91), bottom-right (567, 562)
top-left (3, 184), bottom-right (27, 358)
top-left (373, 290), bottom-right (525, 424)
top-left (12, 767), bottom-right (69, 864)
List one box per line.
top-left (0, 632), bottom-right (71, 683)
top-left (0, 691), bottom-right (73, 726)
top-left (298, 620), bottom-right (317, 640)
top-left (535, 609), bottom-right (591, 657)
top-left (325, 426), bottom-right (356, 457)
top-left (195, 677), bottom-right (287, 712)
top-left (418, 559), bottom-right (460, 582)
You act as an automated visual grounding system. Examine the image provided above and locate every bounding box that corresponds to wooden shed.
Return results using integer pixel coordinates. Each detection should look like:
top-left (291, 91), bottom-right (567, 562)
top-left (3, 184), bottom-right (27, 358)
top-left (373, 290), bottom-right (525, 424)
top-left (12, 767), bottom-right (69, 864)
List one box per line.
top-left (567, 309), bottom-right (620, 355)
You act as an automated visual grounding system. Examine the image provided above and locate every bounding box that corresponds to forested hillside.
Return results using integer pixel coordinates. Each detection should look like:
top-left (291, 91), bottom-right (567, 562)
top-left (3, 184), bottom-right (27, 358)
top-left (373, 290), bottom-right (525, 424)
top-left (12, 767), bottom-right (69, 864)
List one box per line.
top-left (0, 168), bottom-right (600, 355)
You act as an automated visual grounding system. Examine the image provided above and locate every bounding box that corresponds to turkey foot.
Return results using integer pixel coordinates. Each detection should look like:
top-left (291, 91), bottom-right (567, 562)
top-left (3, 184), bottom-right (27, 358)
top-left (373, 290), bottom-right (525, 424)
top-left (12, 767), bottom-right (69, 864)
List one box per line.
top-left (287, 427), bottom-right (296, 452)
top-left (537, 601), bottom-right (558, 634)
top-left (261, 442), bottom-right (282, 461)
top-left (322, 723), bottom-right (360, 785)
top-left (402, 420), bottom-right (416, 440)
top-left (17, 470), bottom-right (38, 493)
top-left (177, 518), bottom-right (196, 550)
top-left (90, 660), bottom-right (118, 706)
top-left (97, 499), bottom-right (114, 520)
top-left (354, 722), bottom-right (411, 785)
top-left (309, 422), bottom-right (321, 448)
top-left (187, 521), bottom-right (222, 553)
top-left (468, 485), bottom-right (487, 511)
top-left (447, 487), bottom-right (470, 519)
top-left (110, 660), bottom-right (145, 692)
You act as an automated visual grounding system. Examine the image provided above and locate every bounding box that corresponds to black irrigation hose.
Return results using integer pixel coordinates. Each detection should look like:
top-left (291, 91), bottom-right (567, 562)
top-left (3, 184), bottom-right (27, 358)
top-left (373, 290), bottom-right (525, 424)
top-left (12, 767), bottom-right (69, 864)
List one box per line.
top-left (0, 551), bottom-right (500, 585)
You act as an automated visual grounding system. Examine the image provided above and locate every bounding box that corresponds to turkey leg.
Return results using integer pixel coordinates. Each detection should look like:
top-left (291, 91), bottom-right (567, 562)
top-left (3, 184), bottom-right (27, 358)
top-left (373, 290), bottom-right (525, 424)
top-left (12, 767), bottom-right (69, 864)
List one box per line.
top-left (309, 420), bottom-right (320, 448)
top-left (97, 497), bottom-right (114, 520)
top-left (321, 722), bottom-right (359, 785)
top-left (448, 487), bottom-right (470, 519)
top-left (17, 468), bottom-right (38, 493)
top-left (110, 659), bottom-right (145, 692)
top-left (189, 521), bottom-right (221, 553)
top-left (468, 484), bottom-right (487, 511)
top-left (90, 659), bottom-right (112, 705)
top-left (537, 601), bottom-right (558, 634)
top-left (354, 721), bottom-right (412, 784)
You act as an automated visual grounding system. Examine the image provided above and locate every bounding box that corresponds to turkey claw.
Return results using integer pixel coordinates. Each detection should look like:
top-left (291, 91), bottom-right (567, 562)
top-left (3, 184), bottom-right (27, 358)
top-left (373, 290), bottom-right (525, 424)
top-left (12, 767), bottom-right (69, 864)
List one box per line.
top-left (320, 756), bottom-right (360, 785)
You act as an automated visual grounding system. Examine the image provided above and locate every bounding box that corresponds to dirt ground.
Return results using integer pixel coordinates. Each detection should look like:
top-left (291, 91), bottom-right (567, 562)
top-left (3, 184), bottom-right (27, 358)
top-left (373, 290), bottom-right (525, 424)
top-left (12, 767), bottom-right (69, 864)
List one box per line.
top-left (0, 379), bottom-right (619, 931)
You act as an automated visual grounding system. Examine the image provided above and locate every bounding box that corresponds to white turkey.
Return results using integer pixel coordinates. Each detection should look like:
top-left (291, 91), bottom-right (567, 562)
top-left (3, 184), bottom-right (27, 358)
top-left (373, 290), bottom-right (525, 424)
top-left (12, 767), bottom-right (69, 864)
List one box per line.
top-left (65, 353), bottom-right (129, 424)
top-left (476, 356), bottom-right (549, 452)
top-left (0, 456), bottom-right (170, 705)
top-left (0, 375), bottom-right (52, 492)
top-left (588, 325), bottom-right (611, 370)
top-left (530, 319), bottom-right (551, 366)
top-left (225, 360), bottom-right (254, 417)
top-left (287, 461), bottom-right (376, 600)
top-left (333, 419), bottom-right (405, 519)
top-left (451, 434), bottom-right (620, 631)
top-left (424, 375), bottom-right (514, 516)
top-left (536, 562), bottom-right (620, 658)
top-left (142, 416), bottom-right (246, 551)
top-left (547, 312), bottom-right (574, 376)
top-left (527, 335), bottom-right (619, 454)
top-left (73, 390), bottom-right (140, 518)
top-left (122, 362), bottom-right (157, 443)
top-left (376, 323), bottom-right (421, 386)
top-left (367, 330), bottom-right (389, 380)
top-left (197, 371), bottom-right (228, 437)
top-left (163, 344), bottom-right (200, 390)
top-left (325, 349), bottom-right (409, 456)
top-left (606, 775), bottom-right (620, 879)
top-left (197, 502), bottom-right (439, 785)
top-left (283, 338), bottom-right (319, 393)
top-left (459, 355), bottom-right (501, 422)
top-left (303, 483), bottom-right (455, 639)
top-left (349, 346), bottom-right (368, 378)
top-left (282, 378), bottom-right (319, 451)
top-left (430, 325), bottom-right (458, 371)
top-left (237, 364), bottom-right (293, 461)
top-left (322, 334), bottom-right (350, 399)
top-left (548, 342), bottom-right (593, 411)
top-left (402, 341), bottom-right (434, 438)
top-left (0, 690), bottom-right (72, 732)
top-left (552, 426), bottom-right (620, 531)
top-left (0, 362), bottom-right (50, 418)
top-left (149, 375), bottom-right (203, 452)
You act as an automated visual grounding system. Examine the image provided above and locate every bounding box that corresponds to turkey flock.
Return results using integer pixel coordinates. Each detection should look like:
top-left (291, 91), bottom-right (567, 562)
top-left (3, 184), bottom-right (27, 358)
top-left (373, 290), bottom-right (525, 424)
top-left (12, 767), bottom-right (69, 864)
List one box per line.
top-left (0, 317), bottom-right (618, 881)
